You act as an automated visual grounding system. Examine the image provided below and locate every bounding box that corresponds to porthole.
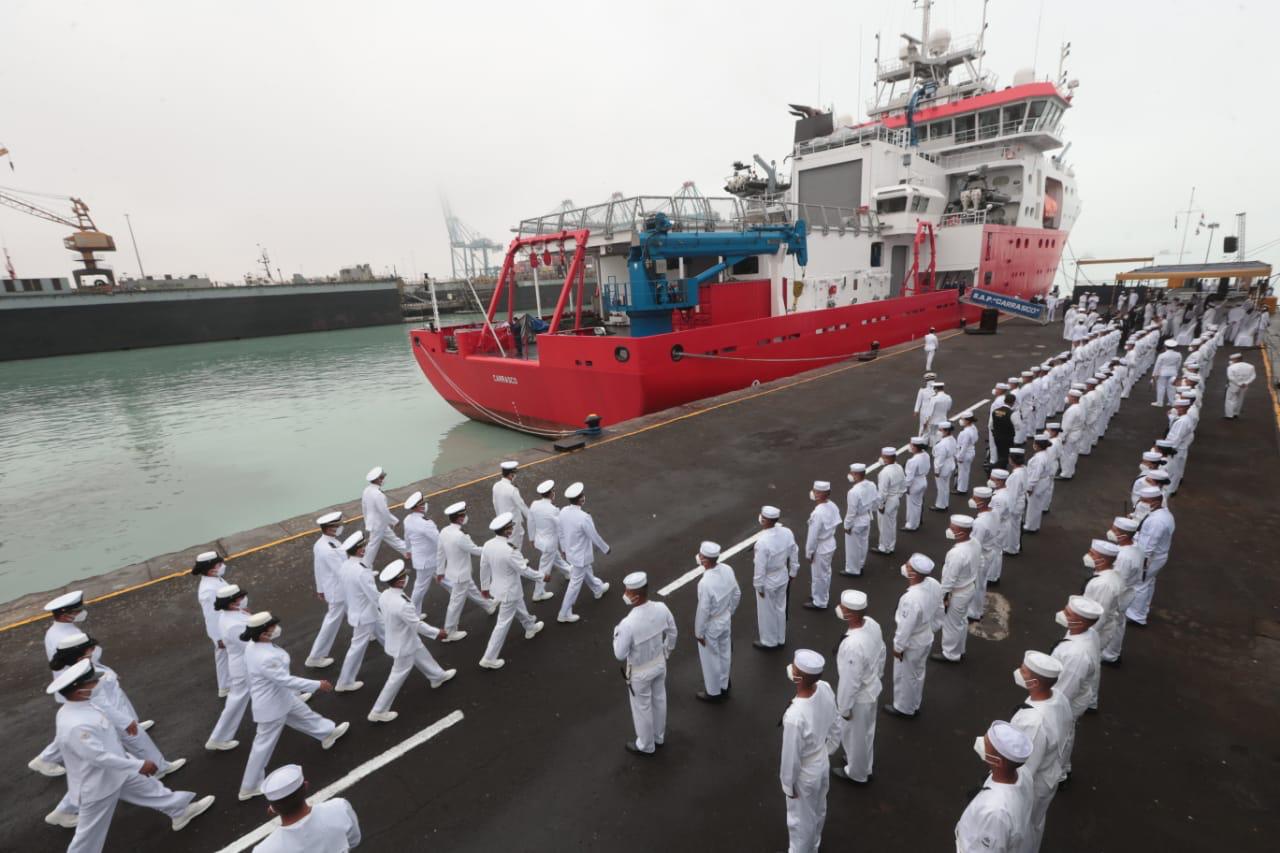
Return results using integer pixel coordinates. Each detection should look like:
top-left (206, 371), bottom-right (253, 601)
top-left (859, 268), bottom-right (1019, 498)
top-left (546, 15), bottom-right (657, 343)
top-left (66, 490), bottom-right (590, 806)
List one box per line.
top-left (614, 346), bottom-right (630, 363)
top-left (671, 345), bottom-right (684, 362)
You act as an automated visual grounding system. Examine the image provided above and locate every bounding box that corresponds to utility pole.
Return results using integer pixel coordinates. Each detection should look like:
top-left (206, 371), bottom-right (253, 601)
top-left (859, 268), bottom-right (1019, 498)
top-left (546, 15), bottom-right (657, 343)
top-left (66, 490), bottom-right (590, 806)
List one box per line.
top-left (124, 213), bottom-right (146, 279)
top-left (1202, 222), bottom-right (1219, 263)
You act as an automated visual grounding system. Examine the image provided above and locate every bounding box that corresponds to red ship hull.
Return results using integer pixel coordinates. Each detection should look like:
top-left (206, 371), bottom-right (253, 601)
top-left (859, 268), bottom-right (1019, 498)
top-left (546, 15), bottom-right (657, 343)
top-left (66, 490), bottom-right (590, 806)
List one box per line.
top-left (411, 226), bottom-right (1062, 434)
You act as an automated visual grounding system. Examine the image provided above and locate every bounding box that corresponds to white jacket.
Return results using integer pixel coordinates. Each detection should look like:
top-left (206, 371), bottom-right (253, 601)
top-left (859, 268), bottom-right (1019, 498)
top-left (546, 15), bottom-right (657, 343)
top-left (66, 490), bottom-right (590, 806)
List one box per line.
top-left (694, 562), bottom-right (741, 638)
top-left (835, 617), bottom-right (885, 712)
top-left (379, 587), bottom-right (442, 658)
top-left (558, 504), bottom-right (609, 567)
top-left (312, 534), bottom-right (346, 599)
top-left (478, 535), bottom-right (542, 602)
top-left (361, 484), bottom-right (399, 533)
top-left (528, 498), bottom-right (563, 552)
top-left (244, 641), bottom-right (321, 724)
top-left (893, 578), bottom-right (944, 652)
top-left (753, 525), bottom-right (799, 591)
top-left (340, 557), bottom-right (380, 628)
top-left (403, 513), bottom-right (440, 573)
top-left (436, 523), bottom-right (483, 583)
top-left (56, 700), bottom-right (143, 806)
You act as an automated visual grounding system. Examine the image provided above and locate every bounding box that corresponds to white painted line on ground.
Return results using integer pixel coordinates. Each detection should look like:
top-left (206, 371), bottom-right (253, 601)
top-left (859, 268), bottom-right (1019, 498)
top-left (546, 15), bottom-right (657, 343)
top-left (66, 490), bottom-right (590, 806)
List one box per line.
top-left (865, 397), bottom-right (990, 474)
top-left (659, 397), bottom-right (992, 596)
top-left (216, 709), bottom-right (465, 853)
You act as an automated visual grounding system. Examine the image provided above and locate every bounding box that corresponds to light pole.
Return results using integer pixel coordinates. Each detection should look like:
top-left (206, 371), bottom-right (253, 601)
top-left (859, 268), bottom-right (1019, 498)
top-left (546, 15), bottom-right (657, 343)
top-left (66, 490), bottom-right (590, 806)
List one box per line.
top-left (1202, 222), bottom-right (1219, 263)
top-left (124, 213), bottom-right (146, 279)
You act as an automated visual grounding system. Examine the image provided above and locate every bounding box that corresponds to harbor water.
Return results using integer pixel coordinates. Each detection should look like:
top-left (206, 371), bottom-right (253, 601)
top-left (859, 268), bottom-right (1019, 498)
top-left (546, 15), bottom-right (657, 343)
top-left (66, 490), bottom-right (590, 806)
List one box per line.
top-left (0, 321), bottom-right (539, 605)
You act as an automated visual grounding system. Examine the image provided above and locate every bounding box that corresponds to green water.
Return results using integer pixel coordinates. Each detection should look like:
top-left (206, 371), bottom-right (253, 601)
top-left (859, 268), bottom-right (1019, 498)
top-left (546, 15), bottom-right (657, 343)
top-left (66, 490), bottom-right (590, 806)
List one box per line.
top-left (0, 322), bottom-right (539, 604)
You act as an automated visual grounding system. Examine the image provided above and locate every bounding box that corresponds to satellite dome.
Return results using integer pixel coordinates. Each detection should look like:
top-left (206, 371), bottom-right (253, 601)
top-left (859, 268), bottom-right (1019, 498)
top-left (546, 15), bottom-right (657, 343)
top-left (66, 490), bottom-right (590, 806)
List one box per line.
top-left (1012, 67), bottom-right (1036, 86)
top-left (927, 28), bottom-right (951, 56)
top-left (836, 113), bottom-right (853, 127)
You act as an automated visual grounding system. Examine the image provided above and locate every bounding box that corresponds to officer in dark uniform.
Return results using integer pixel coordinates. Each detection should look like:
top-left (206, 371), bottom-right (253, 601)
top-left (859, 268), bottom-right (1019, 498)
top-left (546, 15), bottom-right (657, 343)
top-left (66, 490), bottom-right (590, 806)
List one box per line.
top-left (990, 395), bottom-right (1016, 470)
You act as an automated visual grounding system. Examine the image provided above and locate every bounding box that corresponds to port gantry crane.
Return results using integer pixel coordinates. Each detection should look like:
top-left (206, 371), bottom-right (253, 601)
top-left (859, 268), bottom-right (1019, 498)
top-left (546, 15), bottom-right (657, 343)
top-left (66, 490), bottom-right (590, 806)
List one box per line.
top-left (0, 186), bottom-right (117, 288)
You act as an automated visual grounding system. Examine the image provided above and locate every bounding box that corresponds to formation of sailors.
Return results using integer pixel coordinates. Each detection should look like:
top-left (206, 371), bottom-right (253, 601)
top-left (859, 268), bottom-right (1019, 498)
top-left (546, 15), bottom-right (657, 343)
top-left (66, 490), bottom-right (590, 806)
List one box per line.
top-left (24, 311), bottom-right (1254, 853)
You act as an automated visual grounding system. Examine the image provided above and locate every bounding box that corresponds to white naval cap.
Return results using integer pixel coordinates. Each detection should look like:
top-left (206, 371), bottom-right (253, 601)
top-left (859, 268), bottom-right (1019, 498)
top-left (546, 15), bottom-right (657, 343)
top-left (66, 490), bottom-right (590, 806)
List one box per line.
top-left (987, 721), bottom-right (1034, 763)
top-left (1046, 422), bottom-right (1062, 431)
top-left (1173, 398), bottom-right (1191, 407)
top-left (699, 541), bottom-right (722, 559)
top-left (923, 371), bottom-right (937, 379)
top-left (261, 764), bottom-right (305, 802)
top-left (848, 463), bottom-right (867, 473)
top-left (623, 571), bottom-right (648, 589)
top-left (244, 611), bottom-right (276, 631)
top-left (907, 553), bottom-right (935, 574)
top-left (792, 649), bottom-right (825, 675)
top-left (1033, 433), bottom-right (1050, 442)
top-left (1141, 451), bottom-right (1164, 463)
top-left (880, 446), bottom-right (898, 456)
top-left (1164, 339), bottom-right (1178, 348)
top-left (839, 590), bottom-right (867, 611)
top-left (366, 466), bottom-right (385, 482)
top-left (1090, 539), bottom-right (1120, 557)
top-left (536, 479), bottom-right (555, 495)
top-left (1144, 469), bottom-right (1171, 483)
top-left (404, 491), bottom-right (424, 511)
top-left (196, 550), bottom-right (221, 564)
top-left (1155, 439), bottom-right (1175, 450)
top-left (1023, 650), bottom-right (1062, 678)
top-left (937, 420), bottom-right (952, 430)
top-left (1008, 447), bottom-right (1026, 458)
top-left (379, 560), bottom-right (407, 584)
top-left (994, 382), bottom-right (1010, 390)
top-left (45, 590), bottom-right (85, 612)
top-left (949, 514), bottom-right (975, 529)
top-left (564, 482), bottom-right (585, 500)
top-left (812, 480), bottom-right (831, 492)
top-left (47, 659), bottom-right (100, 696)
top-left (958, 411), bottom-right (974, 421)
top-left (341, 530), bottom-right (365, 550)
top-left (1067, 389), bottom-right (1082, 397)
top-left (1229, 353), bottom-right (1243, 361)
top-left (990, 469), bottom-right (1009, 480)
top-left (445, 501), bottom-right (467, 516)
top-left (500, 460), bottom-right (519, 472)
top-left (760, 505), bottom-right (781, 520)
top-left (909, 436), bottom-right (928, 446)
top-left (1113, 516), bottom-right (1139, 532)
top-left (56, 630), bottom-right (91, 650)
top-left (490, 512), bottom-right (514, 532)
top-left (215, 583), bottom-right (242, 601)
top-left (932, 380), bottom-right (946, 388)
top-left (1067, 595), bottom-right (1104, 621)
top-left (1020, 370), bottom-right (1034, 378)
top-left (315, 511), bottom-right (342, 527)
top-left (971, 486), bottom-right (993, 500)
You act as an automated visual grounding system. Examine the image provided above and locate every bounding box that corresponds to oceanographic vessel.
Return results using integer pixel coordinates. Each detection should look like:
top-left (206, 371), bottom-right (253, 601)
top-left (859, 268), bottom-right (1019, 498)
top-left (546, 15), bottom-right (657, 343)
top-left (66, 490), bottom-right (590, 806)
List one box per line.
top-left (411, 1), bottom-right (1080, 434)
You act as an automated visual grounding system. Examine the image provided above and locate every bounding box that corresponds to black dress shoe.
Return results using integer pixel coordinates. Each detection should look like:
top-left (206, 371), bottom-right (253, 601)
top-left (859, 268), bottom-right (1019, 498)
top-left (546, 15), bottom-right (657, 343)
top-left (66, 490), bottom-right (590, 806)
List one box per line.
top-left (930, 652), bottom-right (962, 663)
top-left (802, 600), bottom-right (826, 610)
top-left (927, 506), bottom-right (947, 512)
top-left (881, 703), bottom-right (915, 718)
top-left (753, 640), bottom-right (782, 651)
top-left (831, 766), bottom-right (872, 784)
top-left (625, 741), bottom-right (653, 756)
top-left (696, 690), bottom-right (726, 703)
top-left (1101, 656), bottom-right (1122, 667)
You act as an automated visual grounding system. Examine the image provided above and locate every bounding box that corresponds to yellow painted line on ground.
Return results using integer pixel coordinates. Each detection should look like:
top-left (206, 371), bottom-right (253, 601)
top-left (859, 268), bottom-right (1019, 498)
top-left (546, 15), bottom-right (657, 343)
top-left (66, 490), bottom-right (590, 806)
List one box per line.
top-left (1, 329), bottom-right (958, 634)
top-left (1261, 341), bottom-right (1280, 432)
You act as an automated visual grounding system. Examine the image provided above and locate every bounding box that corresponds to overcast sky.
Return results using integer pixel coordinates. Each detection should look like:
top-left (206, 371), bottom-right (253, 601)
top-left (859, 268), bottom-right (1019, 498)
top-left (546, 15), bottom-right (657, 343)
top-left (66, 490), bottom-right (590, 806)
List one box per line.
top-left (2, 0), bottom-right (1277, 287)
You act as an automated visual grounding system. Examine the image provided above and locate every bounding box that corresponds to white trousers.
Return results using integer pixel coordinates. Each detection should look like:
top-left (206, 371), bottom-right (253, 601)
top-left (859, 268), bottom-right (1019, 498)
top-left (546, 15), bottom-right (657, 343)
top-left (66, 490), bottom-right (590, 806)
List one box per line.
top-left (410, 569), bottom-right (438, 614)
top-left (1005, 505), bottom-right (1024, 554)
top-left (892, 642), bottom-right (929, 714)
top-left (925, 349), bottom-right (935, 370)
top-left (1024, 782), bottom-right (1056, 853)
top-left (208, 675), bottom-right (250, 745)
top-left (785, 769), bottom-right (829, 853)
top-left (1023, 487), bottom-right (1048, 532)
top-left (839, 700), bottom-right (876, 781)
top-left (1225, 383), bottom-right (1247, 417)
top-left (307, 597), bottom-right (347, 661)
top-left (697, 625), bottom-right (732, 695)
top-left (843, 522), bottom-right (870, 575)
top-left (934, 468), bottom-right (954, 509)
top-left (534, 547), bottom-right (572, 597)
top-left (940, 584), bottom-right (975, 660)
top-left (877, 498), bottom-right (900, 552)
top-left (482, 597), bottom-right (538, 661)
top-left (967, 558), bottom-right (990, 620)
top-left (956, 455), bottom-right (974, 493)
top-left (372, 646), bottom-right (448, 714)
top-left (444, 577), bottom-right (490, 633)
top-left (558, 562), bottom-right (605, 619)
top-left (336, 620), bottom-right (386, 689)
top-left (365, 524), bottom-right (407, 569)
top-left (809, 550), bottom-right (833, 608)
top-left (905, 484), bottom-right (926, 529)
top-left (211, 641), bottom-right (229, 692)
top-left (1058, 433), bottom-right (1081, 478)
top-left (1154, 375), bottom-right (1177, 406)
top-left (240, 702), bottom-right (336, 793)
top-left (1125, 558), bottom-right (1165, 624)
top-left (1103, 606), bottom-right (1128, 662)
top-left (121, 724), bottom-right (169, 769)
top-left (627, 665), bottom-right (667, 752)
top-left (757, 584), bottom-right (788, 646)
top-left (68, 774), bottom-right (194, 853)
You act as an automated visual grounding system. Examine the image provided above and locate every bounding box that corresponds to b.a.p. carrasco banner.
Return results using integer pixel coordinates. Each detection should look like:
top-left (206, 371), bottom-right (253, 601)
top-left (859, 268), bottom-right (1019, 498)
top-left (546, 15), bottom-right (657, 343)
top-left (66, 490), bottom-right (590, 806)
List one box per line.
top-left (967, 288), bottom-right (1046, 321)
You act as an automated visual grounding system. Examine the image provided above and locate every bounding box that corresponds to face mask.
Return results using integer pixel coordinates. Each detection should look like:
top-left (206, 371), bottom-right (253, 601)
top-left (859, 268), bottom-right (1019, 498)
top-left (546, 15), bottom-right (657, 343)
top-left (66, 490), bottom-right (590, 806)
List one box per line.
top-left (73, 610), bottom-right (87, 623)
top-left (335, 525), bottom-right (345, 537)
top-left (1133, 502), bottom-right (1152, 521)
top-left (1055, 610), bottom-right (1070, 629)
top-left (458, 516), bottom-right (468, 527)
top-left (986, 480), bottom-right (995, 488)
top-left (967, 498), bottom-right (978, 509)
top-left (785, 664), bottom-right (800, 684)
top-left (1013, 668), bottom-right (1028, 689)
top-left (269, 626), bottom-right (283, 641)
top-left (622, 592), bottom-right (635, 606)
top-left (809, 491), bottom-right (817, 501)
top-left (240, 596), bottom-right (250, 610)
top-left (972, 737), bottom-right (999, 767)
top-left (91, 645), bottom-right (103, 665)
top-left (1082, 554), bottom-right (1095, 570)
top-left (212, 565), bottom-right (226, 578)
top-left (1106, 530), bottom-right (1118, 543)
top-left (847, 473), bottom-right (855, 483)
top-left (944, 528), bottom-right (957, 541)
top-left (834, 605), bottom-right (846, 621)
top-left (900, 565), bottom-right (910, 580)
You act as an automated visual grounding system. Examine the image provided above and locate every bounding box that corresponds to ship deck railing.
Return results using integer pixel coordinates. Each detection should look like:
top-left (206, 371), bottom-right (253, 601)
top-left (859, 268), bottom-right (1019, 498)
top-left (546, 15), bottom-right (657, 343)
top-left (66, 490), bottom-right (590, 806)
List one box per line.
top-left (938, 209), bottom-right (990, 228)
top-left (794, 124), bottom-right (940, 159)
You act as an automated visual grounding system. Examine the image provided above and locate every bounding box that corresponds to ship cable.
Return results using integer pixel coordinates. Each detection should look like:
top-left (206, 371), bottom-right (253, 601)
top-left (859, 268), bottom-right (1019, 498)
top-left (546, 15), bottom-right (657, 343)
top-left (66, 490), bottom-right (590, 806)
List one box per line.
top-left (418, 345), bottom-right (579, 438)
top-left (676, 350), bottom-right (868, 364)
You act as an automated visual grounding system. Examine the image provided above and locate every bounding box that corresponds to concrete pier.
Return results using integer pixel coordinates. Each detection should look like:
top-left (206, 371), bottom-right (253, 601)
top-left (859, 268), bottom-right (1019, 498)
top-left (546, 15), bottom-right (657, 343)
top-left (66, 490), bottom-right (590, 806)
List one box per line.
top-left (2, 320), bottom-right (1277, 852)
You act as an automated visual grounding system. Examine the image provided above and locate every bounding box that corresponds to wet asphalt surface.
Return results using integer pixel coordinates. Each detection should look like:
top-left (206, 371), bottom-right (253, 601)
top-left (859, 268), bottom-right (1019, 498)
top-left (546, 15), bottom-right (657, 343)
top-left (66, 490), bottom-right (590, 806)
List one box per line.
top-left (2, 320), bottom-right (1277, 852)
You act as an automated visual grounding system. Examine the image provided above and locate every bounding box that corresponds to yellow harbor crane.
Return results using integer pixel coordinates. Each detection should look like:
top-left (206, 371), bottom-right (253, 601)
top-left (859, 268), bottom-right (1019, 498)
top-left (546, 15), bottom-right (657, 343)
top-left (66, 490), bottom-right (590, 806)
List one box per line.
top-left (0, 184), bottom-right (117, 289)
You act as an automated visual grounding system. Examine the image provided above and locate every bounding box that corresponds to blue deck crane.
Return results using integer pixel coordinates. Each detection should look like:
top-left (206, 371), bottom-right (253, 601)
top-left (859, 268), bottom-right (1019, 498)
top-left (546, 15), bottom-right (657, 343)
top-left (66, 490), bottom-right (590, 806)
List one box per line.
top-left (607, 212), bottom-right (808, 337)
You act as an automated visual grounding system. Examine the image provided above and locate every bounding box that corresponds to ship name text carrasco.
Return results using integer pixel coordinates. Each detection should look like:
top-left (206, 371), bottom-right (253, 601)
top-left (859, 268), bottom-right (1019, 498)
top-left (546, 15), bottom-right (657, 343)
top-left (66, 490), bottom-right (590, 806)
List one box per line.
top-left (492, 374), bottom-right (519, 385)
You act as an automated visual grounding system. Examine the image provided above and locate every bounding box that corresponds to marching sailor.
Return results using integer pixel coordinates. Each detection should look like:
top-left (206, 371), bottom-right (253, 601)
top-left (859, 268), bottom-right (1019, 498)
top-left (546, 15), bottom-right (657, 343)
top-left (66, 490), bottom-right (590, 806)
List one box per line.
top-left (832, 591), bottom-right (885, 785)
top-left (254, 764), bottom-right (362, 853)
top-left (613, 572), bottom-right (677, 755)
top-left (914, 374), bottom-right (937, 436)
top-left (29, 590), bottom-right (91, 781)
top-left (779, 649), bottom-right (841, 853)
top-left (478, 513), bottom-right (547, 670)
top-left (437, 501), bottom-right (496, 640)
top-left (528, 480), bottom-right (573, 602)
top-left (402, 493), bottom-right (441, 614)
top-left (491, 460), bottom-right (531, 547)
top-left (924, 381), bottom-right (953, 447)
top-left (334, 531), bottom-right (386, 692)
top-left (923, 326), bottom-right (939, 371)
top-left (192, 551), bottom-right (231, 697)
top-left (753, 506), bottom-right (800, 650)
top-left (305, 512), bottom-right (346, 669)
top-left (206, 584), bottom-right (253, 751)
top-left (804, 481), bottom-right (841, 610)
top-left (369, 561), bottom-right (456, 722)
top-left (842, 464), bottom-right (878, 577)
top-left (360, 467), bottom-right (409, 567)
top-left (694, 541), bottom-right (741, 702)
top-left (556, 482), bottom-right (612, 623)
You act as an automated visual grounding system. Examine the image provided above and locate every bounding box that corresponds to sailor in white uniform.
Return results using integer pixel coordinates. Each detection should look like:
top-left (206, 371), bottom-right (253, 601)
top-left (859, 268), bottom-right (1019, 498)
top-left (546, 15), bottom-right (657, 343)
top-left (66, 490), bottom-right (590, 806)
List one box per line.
top-left (934, 515), bottom-right (979, 663)
top-left (1009, 651), bottom-right (1074, 853)
top-left (1105, 517), bottom-right (1143, 663)
top-left (831, 591), bottom-right (884, 785)
top-left (528, 480), bottom-right (572, 602)
top-left (954, 720), bottom-right (1033, 853)
top-left (613, 572), bottom-right (677, 755)
top-left (437, 501), bottom-right (497, 640)
top-left (192, 551), bottom-right (231, 697)
top-left (804, 481), bottom-right (841, 610)
top-left (903, 437), bottom-right (931, 531)
top-left (752, 505), bottom-right (800, 650)
top-left (51, 660), bottom-right (214, 853)
top-left (967, 487), bottom-right (1001, 621)
top-left (779, 649), bottom-right (841, 853)
top-left (1125, 486), bottom-right (1176, 626)
top-left (932, 421), bottom-right (958, 511)
top-left (206, 584), bottom-right (253, 751)
top-left (1082, 541), bottom-right (1126, 663)
top-left (874, 447), bottom-right (906, 554)
top-left (556, 482), bottom-right (612, 622)
top-left (491, 460), bottom-right (531, 547)
top-left (1003, 450), bottom-right (1028, 555)
top-left (1021, 436), bottom-right (1052, 533)
top-left (1224, 353), bottom-right (1257, 418)
top-left (478, 513), bottom-right (546, 669)
top-left (253, 764), bottom-right (361, 853)
top-left (305, 512), bottom-right (347, 669)
top-left (955, 411), bottom-right (979, 493)
top-left (238, 612), bottom-right (349, 801)
top-left (842, 463), bottom-right (878, 576)
top-left (29, 590), bottom-right (91, 783)
top-left (986, 470), bottom-right (1011, 584)
top-left (334, 532), bottom-right (386, 692)
top-left (925, 381), bottom-right (953, 448)
top-left (369, 561), bottom-right (456, 722)
top-left (1051, 596), bottom-right (1103, 721)
top-left (400, 493), bottom-right (441, 614)
top-left (885, 553), bottom-right (944, 718)
top-left (913, 374), bottom-right (937, 436)
top-left (693, 541), bottom-right (740, 701)
top-left (360, 466), bottom-right (409, 567)
top-left (923, 327), bottom-right (939, 370)
top-left (1056, 389), bottom-right (1084, 479)
top-left (1150, 340), bottom-right (1182, 407)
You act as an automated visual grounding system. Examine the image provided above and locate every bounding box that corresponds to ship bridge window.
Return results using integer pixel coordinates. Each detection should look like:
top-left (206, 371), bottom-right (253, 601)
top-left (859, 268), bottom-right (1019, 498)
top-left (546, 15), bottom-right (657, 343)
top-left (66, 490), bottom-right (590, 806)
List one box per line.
top-left (928, 119), bottom-right (952, 139)
top-left (910, 194), bottom-right (929, 213)
top-left (877, 196), bottom-right (909, 214)
top-left (1002, 103), bottom-right (1026, 133)
top-left (1026, 100), bottom-right (1047, 127)
top-left (870, 242), bottom-right (883, 267)
top-left (954, 114), bottom-right (975, 141)
top-left (978, 109), bottom-right (1000, 140)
